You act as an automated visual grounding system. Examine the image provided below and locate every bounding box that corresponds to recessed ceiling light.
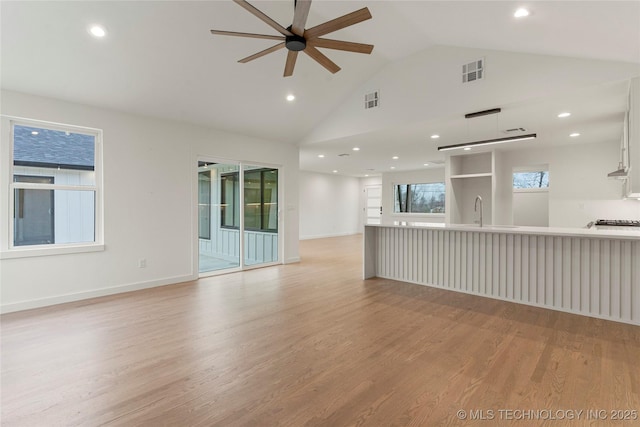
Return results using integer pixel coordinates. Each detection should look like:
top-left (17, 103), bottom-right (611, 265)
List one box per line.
top-left (423, 163), bottom-right (429, 166)
top-left (464, 147), bottom-right (472, 151)
top-left (570, 132), bottom-right (581, 137)
top-left (430, 134), bottom-right (440, 139)
top-left (318, 154), bottom-right (325, 158)
top-left (286, 94), bottom-right (295, 101)
top-left (390, 166), bottom-right (396, 169)
top-left (31, 131), bottom-right (39, 135)
top-left (514, 8), bottom-right (530, 18)
top-left (558, 112), bottom-right (571, 118)
top-left (352, 147), bottom-right (360, 151)
top-left (332, 170), bottom-right (338, 173)
top-left (392, 156), bottom-right (399, 160)
top-left (365, 174), bottom-right (369, 177)
top-left (89, 25), bottom-right (106, 38)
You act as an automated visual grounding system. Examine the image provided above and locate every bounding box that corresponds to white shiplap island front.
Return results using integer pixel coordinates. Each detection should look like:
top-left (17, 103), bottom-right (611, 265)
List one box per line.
top-left (364, 222), bottom-right (640, 325)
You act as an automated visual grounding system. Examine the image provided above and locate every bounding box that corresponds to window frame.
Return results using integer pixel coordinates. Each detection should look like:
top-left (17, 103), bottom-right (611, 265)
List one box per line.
top-left (512, 168), bottom-right (550, 193)
top-left (220, 171), bottom-right (240, 229)
top-left (1, 116), bottom-right (104, 259)
top-left (197, 170), bottom-right (211, 240)
top-left (392, 182), bottom-right (446, 216)
top-left (219, 168), bottom-right (278, 233)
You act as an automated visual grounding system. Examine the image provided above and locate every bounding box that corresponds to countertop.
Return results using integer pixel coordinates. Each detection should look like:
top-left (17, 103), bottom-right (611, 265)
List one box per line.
top-left (366, 221), bottom-right (640, 240)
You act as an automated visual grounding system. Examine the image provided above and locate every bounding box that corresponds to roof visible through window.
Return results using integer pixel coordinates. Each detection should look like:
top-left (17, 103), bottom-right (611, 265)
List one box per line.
top-left (13, 125), bottom-right (95, 171)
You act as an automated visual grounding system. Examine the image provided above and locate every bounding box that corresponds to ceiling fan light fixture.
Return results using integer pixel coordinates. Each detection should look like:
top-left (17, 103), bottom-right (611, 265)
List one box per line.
top-left (285, 34), bottom-right (306, 51)
top-left (210, 0), bottom-right (373, 77)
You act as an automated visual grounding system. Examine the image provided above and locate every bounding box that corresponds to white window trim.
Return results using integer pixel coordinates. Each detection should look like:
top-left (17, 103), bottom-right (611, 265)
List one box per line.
top-left (512, 167), bottom-right (549, 192)
top-left (0, 115), bottom-right (104, 259)
top-left (513, 187), bottom-right (550, 194)
top-left (392, 181), bottom-right (446, 215)
top-left (392, 213), bottom-right (446, 217)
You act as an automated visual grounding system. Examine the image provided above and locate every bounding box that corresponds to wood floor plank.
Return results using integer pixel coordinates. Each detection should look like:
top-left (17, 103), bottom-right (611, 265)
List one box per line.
top-left (2, 235), bottom-right (639, 426)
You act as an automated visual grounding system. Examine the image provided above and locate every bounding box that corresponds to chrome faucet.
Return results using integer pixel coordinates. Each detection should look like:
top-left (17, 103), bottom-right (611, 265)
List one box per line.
top-left (474, 195), bottom-right (483, 227)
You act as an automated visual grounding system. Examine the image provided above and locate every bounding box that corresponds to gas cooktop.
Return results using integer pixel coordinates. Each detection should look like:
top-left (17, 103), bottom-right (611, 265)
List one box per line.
top-left (595, 219), bottom-right (640, 227)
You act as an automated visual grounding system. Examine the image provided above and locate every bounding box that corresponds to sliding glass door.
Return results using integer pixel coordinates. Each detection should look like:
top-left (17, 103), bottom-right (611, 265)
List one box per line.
top-left (198, 162), bottom-right (241, 274)
top-left (198, 160), bottom-right (280, 275)
top-left (243, 165), bottom-right (278, 267)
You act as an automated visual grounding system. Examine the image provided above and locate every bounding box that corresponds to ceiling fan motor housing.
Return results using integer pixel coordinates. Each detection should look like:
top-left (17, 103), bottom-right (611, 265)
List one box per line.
top-left (285, 34), bottom-right (306, 51)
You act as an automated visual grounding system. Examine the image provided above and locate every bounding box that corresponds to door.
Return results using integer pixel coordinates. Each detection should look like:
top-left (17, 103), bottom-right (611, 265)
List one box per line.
top-left (197, 160), bottom-right (280, 276)
top-left (198, 161), bottom-right (241, 274)
top-left (365, 185), bottom-right (382, 224)
top-left (243, 164), bottom-right (279, 267)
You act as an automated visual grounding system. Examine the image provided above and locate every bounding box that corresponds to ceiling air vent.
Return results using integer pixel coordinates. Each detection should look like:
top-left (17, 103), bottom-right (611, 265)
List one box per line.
top-left (364, 90), bottom-right (379, 109)
top-left (503, 127), bottom-right (527, 134)
top-left (338, 153), bottom-right (350, 157)
top-left (462, 58), bottom-right (484, 83)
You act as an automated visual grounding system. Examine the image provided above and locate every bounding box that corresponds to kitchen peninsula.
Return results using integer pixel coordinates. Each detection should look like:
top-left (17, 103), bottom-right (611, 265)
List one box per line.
top-left (364, 222), bottom-right (640, 325)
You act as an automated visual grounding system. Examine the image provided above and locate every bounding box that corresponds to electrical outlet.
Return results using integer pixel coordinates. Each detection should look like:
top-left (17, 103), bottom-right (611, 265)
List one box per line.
top-left (138, 258), bottom-right (147, 268)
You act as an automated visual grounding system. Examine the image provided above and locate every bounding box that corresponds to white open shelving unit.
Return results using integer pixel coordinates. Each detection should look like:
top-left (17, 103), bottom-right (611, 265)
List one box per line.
top-left (445, 151), bottom-right (497, 225)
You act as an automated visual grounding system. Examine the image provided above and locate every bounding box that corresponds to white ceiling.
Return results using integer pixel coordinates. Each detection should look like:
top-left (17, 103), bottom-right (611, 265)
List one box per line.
top-left (2, 1), bottom-right (640, 176)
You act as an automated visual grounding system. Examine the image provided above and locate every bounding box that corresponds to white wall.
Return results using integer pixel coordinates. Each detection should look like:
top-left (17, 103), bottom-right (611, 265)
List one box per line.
top-left (0, 90), bottom-right (299, 312)
top-left (299, 171), bottom-right (360, 240)
top-left (495, 140), bottom-right (640, 227)
top-left (513, 190), bottom-right (550, 227)
top-left (382, 168), bottom-right (446, 223)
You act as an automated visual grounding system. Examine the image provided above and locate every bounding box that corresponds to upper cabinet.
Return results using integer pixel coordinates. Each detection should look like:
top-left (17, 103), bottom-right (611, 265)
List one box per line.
top-left (626, 77), bottom-right (640, 199)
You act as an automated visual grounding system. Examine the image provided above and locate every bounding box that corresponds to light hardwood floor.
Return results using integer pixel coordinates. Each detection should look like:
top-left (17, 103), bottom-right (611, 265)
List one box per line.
top-left (2, 235), bottom-right (639, 426)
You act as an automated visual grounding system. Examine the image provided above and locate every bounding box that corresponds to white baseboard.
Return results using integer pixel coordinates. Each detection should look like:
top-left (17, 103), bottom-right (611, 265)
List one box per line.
top-left (299, 232), bottom-right (361, 241)
top-left (0, 274), bottom-right (196, 314)
top-left (284, 257), bottom-right (301, 264)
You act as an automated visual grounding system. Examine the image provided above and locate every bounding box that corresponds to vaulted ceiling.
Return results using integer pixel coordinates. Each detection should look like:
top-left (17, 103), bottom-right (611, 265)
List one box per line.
top-left (2, 1), bottom-right (639, 176)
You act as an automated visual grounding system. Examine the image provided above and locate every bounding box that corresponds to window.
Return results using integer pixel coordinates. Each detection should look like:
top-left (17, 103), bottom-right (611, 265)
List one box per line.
top-left (13, 175), bottom-right (55, 246)
top-left (220, 172), bottom-right (239, 228)
top-left (513, 171), bottom-right (549, 189)
top-left (244, 168), bottom-right (278, 232)
top-left (4, 118), bottom-right (102, 255)
top-left (394, 182), bottom-right (445, 213)
top-left (220, 168), bottom-right (278, 232)
top-left (198, 170), bottom-right (211, 239)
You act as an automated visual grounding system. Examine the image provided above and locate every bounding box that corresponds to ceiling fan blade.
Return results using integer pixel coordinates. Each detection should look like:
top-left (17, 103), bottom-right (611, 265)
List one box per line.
top-left (233, 0), bottom-right (293, 37)
top-left (238, 42), bottom-right (286, 63)
top-left (304, 7), bottom-right (372, 39)
top-left (284, 51), bottom-right (299, 77)
top-left (210, 30), bottom-right (284, 41)
top-left (309, 38), bottom-right (373, 54)
top-left (291, 0), bottom-right (312, 36)
top-left (304, 46), bottom-right (341, 74)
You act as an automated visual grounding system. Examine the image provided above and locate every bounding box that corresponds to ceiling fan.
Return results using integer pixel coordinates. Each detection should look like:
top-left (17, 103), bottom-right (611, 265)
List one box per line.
top-left (210, 0), bottom-right (373, 77)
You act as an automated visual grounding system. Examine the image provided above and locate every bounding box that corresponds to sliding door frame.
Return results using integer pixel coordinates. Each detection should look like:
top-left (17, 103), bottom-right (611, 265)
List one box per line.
top-left (194, 156), bottom-right (282, 278)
